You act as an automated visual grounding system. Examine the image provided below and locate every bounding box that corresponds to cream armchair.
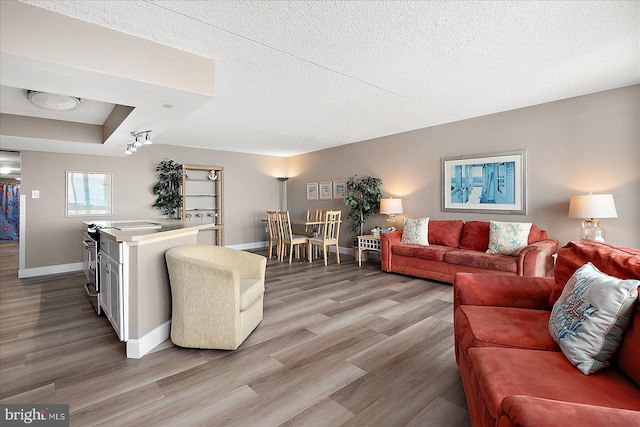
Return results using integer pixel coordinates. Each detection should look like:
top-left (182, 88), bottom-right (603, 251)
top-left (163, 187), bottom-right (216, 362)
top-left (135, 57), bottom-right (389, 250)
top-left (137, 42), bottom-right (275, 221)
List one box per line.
top-left (165, 245), bottom-right (266, 350)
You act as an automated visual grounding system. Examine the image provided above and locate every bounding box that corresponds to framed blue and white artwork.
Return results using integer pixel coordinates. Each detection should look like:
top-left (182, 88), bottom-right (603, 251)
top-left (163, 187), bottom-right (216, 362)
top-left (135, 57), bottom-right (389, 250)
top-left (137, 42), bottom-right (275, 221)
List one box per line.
top-left (319, 182), bottom-right (332, 200)
top-left (442, 151), bottom-right (527, 214)
top-left (306, 182), bottom-right (318, 200)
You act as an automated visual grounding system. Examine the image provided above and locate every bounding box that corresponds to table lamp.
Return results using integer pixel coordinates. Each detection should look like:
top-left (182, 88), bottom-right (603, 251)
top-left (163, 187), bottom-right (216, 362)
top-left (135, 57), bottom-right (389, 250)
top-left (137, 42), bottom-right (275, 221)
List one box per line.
top-left (380, 197), bottom-right (403, 229)
top-left (568, 193), bottom-right (617, 243)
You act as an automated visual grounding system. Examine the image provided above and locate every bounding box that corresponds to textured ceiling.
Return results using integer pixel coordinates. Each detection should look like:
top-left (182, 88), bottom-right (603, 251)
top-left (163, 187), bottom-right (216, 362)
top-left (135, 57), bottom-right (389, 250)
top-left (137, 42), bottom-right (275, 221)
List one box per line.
top-left (14, 1), bottom-right (640, 156)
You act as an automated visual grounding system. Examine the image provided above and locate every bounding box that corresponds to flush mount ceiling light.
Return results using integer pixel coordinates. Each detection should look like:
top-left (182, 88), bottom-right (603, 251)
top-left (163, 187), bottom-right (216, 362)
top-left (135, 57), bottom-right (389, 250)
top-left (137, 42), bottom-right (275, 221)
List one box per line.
top-left (27, 90), bottom-right (81, 111)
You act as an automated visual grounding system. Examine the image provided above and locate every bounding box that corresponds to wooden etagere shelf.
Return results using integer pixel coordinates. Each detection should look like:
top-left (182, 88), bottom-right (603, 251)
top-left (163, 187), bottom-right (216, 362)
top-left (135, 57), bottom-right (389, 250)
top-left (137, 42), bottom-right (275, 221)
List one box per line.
top-left (181, 164), bottom-right (224, 245)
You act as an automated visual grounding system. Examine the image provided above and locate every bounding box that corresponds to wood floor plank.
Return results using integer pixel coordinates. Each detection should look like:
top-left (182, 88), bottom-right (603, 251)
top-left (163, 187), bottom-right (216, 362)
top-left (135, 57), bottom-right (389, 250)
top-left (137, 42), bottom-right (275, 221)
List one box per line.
top-left (0, 242), bottom-right (469, 426)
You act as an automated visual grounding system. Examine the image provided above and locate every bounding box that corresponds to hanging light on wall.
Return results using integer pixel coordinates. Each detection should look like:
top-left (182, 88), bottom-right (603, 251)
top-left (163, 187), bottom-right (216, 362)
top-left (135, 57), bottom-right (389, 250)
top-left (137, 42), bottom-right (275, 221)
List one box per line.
top-left (124, 130), bottom-right (153, 155)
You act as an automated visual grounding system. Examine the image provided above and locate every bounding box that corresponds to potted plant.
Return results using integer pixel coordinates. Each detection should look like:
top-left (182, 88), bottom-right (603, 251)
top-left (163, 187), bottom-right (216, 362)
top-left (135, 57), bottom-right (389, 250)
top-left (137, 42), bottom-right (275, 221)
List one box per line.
top-left (152, 158), bottom-right (183, 219)
top-left (343, 174), bottom-right (383, 261)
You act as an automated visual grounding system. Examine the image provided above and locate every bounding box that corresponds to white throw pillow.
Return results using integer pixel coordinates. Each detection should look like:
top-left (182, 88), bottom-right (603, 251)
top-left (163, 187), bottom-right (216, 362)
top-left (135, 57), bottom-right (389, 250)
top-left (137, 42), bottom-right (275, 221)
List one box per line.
top-left (548, 262), bottom-right (639, 375)
top-left (486, 220), bottom-right (532, 256)
top-left (401, 217), bottom-right (429, 246)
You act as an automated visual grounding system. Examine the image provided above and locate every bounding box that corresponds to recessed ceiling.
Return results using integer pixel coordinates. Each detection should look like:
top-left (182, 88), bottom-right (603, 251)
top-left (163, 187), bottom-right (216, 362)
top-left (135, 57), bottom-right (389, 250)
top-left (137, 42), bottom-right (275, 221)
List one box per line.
top-left (3, 0), bottom-right (639, 157)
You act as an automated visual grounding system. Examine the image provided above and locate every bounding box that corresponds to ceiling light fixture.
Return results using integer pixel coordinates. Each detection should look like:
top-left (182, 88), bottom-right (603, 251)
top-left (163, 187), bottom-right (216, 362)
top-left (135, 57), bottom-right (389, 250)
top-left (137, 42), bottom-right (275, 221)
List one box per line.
top-left (27, 90), bottom-right (81, 111)
top-left (125, 130), bottom-right (153, 155)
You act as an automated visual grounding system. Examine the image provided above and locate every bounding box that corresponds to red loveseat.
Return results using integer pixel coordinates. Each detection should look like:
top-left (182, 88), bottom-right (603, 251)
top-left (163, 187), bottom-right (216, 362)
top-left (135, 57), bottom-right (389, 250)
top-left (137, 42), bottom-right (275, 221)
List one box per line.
top-left (380, 220), bottom-right (558, 284)
top-left (454, 241), bottom-right (640, 426)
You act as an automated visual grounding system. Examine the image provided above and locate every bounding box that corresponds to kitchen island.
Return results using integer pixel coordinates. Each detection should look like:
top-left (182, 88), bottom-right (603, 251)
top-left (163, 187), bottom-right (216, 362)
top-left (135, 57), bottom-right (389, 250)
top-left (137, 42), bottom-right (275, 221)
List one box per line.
top-left (85, 220), bottom-right (221, 358)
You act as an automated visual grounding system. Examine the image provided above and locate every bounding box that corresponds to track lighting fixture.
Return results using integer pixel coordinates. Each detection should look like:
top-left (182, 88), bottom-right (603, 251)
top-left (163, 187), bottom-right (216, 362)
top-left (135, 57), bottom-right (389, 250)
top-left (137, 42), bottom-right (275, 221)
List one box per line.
top-left (124, 130), bottom-right (153, 155)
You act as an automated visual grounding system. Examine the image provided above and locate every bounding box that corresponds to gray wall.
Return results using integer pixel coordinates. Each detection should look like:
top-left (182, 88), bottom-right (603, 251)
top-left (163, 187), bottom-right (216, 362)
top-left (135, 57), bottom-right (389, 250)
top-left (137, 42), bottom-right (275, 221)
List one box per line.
top-left (287, 86), bottom-right (640, 249)
top-left (19, 85), bottom-right (640, 271)
top-left (21, 144), bottom-right (285, 269)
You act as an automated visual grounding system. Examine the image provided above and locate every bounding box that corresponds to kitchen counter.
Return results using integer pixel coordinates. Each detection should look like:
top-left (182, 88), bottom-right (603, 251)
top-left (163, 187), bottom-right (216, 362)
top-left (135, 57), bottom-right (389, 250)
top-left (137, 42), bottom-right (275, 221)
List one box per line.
top-left (83, 219), bottom-right (221, 358)
top-left (83, 219), bottom-right (221, 243)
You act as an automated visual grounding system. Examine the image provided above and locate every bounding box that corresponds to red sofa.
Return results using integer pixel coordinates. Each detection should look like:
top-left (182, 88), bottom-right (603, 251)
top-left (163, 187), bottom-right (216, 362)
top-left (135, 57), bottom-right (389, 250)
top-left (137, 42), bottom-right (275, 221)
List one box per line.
top-left (454, 241), bottom-right (640, 426)
top-left (380, 220), bottom-right (558, 284)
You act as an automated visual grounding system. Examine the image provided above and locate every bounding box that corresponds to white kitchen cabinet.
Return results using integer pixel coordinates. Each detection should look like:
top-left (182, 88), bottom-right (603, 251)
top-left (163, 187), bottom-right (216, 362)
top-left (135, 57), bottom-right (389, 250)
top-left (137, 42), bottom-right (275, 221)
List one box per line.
top-left (99, 237), bottom-right (127, 341)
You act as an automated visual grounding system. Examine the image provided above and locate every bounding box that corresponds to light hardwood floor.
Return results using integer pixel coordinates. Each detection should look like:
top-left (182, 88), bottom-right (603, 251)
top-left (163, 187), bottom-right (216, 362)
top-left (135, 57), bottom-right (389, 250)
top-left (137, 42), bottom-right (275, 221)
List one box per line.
top-left (0, 241), bottom-right (470, 426)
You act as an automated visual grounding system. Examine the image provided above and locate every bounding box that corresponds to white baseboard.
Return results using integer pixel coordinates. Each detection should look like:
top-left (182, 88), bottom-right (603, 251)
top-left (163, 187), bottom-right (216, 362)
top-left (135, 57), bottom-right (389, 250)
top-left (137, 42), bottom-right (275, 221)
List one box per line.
top-left (126, 320), bottom-right (171, 359)
top-left (18, 262), bottom-right (83, 279)
top-left (15, 242), bottom-right (352, 279)
top-left (227, 241), bottom-right (269, 250)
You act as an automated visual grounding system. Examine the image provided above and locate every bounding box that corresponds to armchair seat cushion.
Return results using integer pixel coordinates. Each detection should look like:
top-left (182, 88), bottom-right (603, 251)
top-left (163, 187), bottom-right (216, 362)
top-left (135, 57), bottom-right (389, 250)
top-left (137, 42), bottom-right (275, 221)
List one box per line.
top-left (456, 306), bottom-right (559, 354)
top-left (469, 347), bottom-right (640, 423)
top-left (445, 250), bottom-right (517, 273)
top-left (240, 278), bottom-right (265, 311)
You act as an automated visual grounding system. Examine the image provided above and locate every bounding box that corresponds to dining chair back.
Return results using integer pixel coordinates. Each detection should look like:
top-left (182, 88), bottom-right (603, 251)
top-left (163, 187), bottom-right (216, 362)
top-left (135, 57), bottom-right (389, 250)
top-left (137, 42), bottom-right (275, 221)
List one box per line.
top-left (308, 210), bottom-right (341, 265)
top-left (306, 209), bottom-right (321, 235)
top-left (266, 210), bottom-right (281, 259)
top-left (278, 211), bottom-right (309, 263)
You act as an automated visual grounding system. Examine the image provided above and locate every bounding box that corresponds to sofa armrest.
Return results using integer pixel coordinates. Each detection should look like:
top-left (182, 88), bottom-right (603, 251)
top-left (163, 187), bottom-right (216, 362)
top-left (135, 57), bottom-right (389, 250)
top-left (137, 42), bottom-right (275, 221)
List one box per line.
top-left (517, 239), bottom-right (559, 277)
top-left (499, 395), bottom-right (640, 427)
top-left (453, 273), bottom-right (555, 314)
top-left (380, 230), bottom-right (402, 271)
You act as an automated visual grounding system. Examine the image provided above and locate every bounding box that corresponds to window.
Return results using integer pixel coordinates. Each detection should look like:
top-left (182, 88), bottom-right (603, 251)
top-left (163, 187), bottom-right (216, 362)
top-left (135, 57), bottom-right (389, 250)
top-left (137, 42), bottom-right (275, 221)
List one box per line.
top-left (66, 171), bottom-right (113, 216)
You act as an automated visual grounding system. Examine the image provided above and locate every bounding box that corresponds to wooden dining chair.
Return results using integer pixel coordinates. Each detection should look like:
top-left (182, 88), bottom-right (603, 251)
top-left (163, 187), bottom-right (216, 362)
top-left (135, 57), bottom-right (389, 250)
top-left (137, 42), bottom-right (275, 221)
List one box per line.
top-left (307, 210), bottom-right (341, 265)
top-left (297, 209), bottom-right (321, 238)
top-left (306, 209), bottom-right (321, 235)
top-left (278, 211), bottom-right (309, 263)
top-left (266, 210), bottom-right (282, 260)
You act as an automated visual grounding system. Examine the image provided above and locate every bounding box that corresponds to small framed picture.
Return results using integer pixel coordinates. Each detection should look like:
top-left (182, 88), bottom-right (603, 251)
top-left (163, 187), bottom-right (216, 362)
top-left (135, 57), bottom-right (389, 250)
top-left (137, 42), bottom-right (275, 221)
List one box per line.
top-left (306, 182), bottom-right (318, 200)
top-left (333, 180), bottom-right (346, 199)
top-left (319, 182), bottom-right (332, 200)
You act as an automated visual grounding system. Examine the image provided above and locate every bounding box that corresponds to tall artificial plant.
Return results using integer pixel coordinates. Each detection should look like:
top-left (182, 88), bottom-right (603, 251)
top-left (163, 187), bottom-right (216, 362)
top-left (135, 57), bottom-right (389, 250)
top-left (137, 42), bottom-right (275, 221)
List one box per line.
top-left (152, 158), bottom-right (183, 219)
top-left (343, 174), bottom-right (383, 244)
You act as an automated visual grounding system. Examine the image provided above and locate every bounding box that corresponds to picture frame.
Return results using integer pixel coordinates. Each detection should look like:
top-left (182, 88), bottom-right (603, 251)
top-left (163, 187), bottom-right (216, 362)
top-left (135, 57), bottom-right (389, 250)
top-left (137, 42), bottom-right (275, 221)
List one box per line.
top-left (319, 181), bottom-right (332, 200)
top-left (442, 150), bottom-right (527, 214)
top-left (333, 180), bottom-right (346, 199)
top-left (66, 171), bottom-right (113, 216)
top-left (306, 182), bottom-right (318, 200)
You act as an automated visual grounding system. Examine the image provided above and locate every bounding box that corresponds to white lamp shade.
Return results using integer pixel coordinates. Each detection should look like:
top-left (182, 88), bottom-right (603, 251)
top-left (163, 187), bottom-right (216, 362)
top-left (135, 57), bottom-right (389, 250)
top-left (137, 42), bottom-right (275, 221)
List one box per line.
top-left (380, 198), bottom-right (403, 215)
top-left (568, 194), bottom-right (617, 219)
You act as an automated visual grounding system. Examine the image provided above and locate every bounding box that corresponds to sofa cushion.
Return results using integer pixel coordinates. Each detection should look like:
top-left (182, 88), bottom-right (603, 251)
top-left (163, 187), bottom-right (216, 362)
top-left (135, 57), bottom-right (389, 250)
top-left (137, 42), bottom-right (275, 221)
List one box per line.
top-left (487, 221), bottom-right (533, 256)
top-left (459, 221), bottom-right (490, 251)
top-left (549, 262), bottom-right (639, 375)
top-left (551, 241), bottom-right (640, 305)
top-left (391, 243), bottom-right (453, 262)
top-left (428, 220), bottom-right (464, 247)
top-left (618, 301), bottom-right (640, 386)
top-left (527, 224), bottom-right (545, 243)
top-left (456, 305), bottom-right (559, 353)
top-left (401, 217), bottom-right (429, 246)
top-left (469, 347), bottom-right (640, 424)
top-left (500, 395), bottom-right (640, 427)
top-left (444, 249), bottom-right (518, 273)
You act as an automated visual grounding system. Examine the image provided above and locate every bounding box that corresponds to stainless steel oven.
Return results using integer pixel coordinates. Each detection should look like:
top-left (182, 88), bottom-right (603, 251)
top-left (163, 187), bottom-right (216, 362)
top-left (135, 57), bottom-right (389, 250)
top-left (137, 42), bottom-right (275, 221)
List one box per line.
top-left (83, 227), bottom-right (101, 315)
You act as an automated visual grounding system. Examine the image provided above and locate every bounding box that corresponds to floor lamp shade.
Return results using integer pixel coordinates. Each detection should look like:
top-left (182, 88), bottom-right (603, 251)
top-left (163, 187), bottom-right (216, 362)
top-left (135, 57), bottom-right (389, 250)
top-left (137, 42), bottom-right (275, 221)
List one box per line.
top-left (568, 193), bottom-right (617, 242)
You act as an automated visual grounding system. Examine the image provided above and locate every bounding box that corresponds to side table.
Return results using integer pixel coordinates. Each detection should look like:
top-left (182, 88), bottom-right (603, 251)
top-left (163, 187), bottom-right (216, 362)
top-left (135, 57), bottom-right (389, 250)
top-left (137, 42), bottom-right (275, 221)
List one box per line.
top-left (357, 234), bottom-right (381, 266)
